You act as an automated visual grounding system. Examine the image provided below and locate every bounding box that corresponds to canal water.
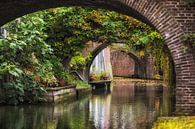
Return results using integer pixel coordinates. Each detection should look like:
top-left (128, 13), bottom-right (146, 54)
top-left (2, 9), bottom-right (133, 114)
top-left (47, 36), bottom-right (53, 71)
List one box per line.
top-left (0, 81), bottom-right (173, 129)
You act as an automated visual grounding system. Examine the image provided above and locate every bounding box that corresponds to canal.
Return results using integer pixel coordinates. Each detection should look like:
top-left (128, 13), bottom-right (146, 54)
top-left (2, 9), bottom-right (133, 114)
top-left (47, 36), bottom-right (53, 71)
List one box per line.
top-left (0, 80), bottom-right (173, 129)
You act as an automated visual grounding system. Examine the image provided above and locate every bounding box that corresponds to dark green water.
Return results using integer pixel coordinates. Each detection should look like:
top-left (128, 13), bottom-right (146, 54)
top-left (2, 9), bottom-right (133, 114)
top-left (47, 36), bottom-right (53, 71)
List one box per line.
top-left (0, 83), bottom-right (173, 129)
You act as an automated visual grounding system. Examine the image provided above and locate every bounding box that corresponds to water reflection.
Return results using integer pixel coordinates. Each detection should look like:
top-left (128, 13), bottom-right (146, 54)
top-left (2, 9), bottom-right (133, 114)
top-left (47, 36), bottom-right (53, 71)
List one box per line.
top-left (90, 91), bottom-right (111, 129)
top-left (0, 82), bottom-right (172, 129)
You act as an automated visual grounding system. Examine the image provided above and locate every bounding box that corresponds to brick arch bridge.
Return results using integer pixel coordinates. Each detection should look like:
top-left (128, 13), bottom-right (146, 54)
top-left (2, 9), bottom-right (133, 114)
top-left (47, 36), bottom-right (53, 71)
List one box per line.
top-left (0, 0), bottom-right (194, 113)
top-left (84, 42), bottom-right (145, 80)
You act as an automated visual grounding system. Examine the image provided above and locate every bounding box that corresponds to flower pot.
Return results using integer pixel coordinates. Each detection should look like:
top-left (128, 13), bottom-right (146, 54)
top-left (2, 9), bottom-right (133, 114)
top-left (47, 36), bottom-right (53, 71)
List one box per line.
top-left (101, 76), bottom-right (109, 80)
top-left (89, 77), bottom-right (96, 81)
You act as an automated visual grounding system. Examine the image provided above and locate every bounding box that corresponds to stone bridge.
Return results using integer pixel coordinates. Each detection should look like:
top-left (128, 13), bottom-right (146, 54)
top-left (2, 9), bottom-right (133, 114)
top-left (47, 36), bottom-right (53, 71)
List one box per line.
top-left (0, 0), bottom-right (194, 113)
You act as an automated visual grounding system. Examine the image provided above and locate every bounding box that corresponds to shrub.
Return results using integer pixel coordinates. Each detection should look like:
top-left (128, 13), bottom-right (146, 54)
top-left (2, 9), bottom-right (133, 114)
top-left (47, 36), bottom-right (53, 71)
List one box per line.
top-left (2, 74), bottom-right (46, 105)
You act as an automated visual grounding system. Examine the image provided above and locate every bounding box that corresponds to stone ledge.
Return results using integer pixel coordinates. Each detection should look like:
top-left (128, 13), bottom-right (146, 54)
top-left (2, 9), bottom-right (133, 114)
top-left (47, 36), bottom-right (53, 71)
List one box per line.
top-left (45, 86), bottom-right (92, 103)
top-left (44, 85), bottom-right (76, 103)
top-left (46, 85), bottom-right (76, 91)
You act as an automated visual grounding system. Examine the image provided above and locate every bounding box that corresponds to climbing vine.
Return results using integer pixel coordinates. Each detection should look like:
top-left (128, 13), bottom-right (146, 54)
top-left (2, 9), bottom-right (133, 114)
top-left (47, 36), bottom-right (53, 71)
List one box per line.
top-left (0, 7), bottom-right (172, 104)
top-left (182, 33), bottom-right (195, 47)
top-left (186, 0), bottom-right (195, 4)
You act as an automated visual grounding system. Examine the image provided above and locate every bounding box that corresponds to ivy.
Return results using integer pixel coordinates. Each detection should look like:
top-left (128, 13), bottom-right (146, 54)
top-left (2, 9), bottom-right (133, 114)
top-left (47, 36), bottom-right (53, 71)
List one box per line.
top-left (0, 7), bottom-right (170, 104)
top-left (182, 33), bottom-right (195, 46)
top-left (186, 0), bottom-right (195, 5)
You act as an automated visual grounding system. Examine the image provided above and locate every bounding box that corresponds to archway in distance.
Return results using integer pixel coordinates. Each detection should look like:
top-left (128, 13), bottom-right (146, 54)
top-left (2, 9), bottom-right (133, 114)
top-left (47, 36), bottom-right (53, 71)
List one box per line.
top-left (84, 42), bottom-right (145, 81)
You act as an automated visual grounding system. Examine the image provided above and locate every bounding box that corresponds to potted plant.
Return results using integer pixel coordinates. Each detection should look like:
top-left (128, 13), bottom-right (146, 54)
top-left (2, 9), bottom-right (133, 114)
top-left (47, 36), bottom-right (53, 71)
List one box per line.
top-left (89, 73), bottom-right (97, 81)
top-left (100, 71), bottom-right (109, 80)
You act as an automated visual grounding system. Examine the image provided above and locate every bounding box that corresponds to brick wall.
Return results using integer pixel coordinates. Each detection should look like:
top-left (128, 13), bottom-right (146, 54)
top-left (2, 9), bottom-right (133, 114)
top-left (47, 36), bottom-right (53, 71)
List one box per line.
top-left (159, 0), bottom-right (195, 33)
top-left (146, 53), bottom-right (158, 79)
top-left (110, 50), bottom-right (135, 77)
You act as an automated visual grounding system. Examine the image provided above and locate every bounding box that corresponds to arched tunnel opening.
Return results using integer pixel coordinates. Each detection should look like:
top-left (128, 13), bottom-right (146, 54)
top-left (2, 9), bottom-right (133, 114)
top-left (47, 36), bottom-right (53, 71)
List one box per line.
top-left (85, 42), bottom-right (175, 85)
top-left (0, 1), bottom-right (194, 128)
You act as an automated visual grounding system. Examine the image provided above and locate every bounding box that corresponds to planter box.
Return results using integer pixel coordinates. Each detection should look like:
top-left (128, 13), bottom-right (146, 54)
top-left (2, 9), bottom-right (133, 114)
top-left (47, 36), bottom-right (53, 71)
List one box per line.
top-left (44, 85), bottom-right (77, 103)
top-left (0, 85), bottom-right (92, 104)
top-left (89, 80), bottom-right (112, 91)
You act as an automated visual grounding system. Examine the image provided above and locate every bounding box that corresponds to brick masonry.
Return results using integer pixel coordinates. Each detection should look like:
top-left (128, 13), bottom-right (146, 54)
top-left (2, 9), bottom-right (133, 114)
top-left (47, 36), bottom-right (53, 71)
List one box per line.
top-left (0, 0), bottom-right (194, 114)
top-left (110, 50), bottom-right (135, 77)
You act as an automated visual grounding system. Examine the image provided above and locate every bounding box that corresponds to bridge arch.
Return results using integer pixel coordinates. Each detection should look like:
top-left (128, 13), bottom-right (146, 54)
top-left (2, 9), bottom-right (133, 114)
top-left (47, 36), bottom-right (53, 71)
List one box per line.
top-left (85, 43), bottom-right (145, 80)
top-left (0, 0), bottom-right (194, 113)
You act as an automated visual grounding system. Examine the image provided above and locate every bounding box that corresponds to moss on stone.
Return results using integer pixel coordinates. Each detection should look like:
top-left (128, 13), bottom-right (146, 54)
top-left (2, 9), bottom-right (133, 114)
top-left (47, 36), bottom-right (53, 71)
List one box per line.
top-left (152, 116), bottom-right (195, 129)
